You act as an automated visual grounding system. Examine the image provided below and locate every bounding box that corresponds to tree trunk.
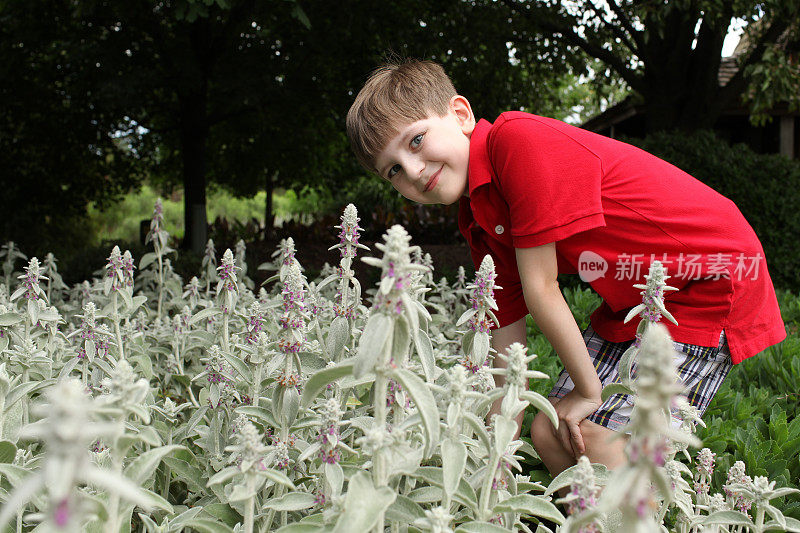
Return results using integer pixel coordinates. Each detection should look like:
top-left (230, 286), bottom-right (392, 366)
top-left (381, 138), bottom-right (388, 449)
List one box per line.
top-left (264, 170), bottom-right (276, 240)
top-left (179, 88), bottom-right (209, 254)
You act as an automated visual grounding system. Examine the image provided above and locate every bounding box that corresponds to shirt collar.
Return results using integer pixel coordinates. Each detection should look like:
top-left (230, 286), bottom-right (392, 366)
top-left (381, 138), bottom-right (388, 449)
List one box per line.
top-left (468, 118), bottom-right (494, 196)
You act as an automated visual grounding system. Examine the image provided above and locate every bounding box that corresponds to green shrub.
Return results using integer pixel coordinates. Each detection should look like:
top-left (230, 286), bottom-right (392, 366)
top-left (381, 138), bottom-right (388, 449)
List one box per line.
top-left (626, 130), bottom-right (800, 292)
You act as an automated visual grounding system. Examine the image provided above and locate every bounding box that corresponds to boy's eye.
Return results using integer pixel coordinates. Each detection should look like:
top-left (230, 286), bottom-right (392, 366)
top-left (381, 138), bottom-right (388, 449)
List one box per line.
top-left (387, 164), bottom-right (402, 179)
top-left (410, 133), bottom-right (424, 148)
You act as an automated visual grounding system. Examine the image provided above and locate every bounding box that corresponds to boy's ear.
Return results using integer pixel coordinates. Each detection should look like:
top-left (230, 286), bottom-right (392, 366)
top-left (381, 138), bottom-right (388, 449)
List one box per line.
top-left (450, 95), bottom-right (476, 135)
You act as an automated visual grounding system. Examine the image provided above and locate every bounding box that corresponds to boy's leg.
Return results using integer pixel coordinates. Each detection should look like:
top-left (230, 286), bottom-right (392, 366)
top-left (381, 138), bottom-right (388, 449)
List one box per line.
top-left (531, 398), bottom-right (627, 477)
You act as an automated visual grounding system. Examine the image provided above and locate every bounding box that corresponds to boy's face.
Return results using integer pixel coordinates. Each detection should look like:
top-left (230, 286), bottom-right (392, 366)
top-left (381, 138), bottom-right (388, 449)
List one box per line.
top-left (374, 95), bottom-right (475, 205)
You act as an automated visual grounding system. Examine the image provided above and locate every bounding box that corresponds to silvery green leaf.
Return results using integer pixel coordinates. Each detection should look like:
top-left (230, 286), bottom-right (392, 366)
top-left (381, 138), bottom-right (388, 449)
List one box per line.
top-left (282, 387), bottom-right (301, 427)
top-left (5, 380), bottom-right (52, 413)
top-left (134, 424), bottom-right (162, 446)
top-left (209, 383), bottom-right (221, 408)
top-left (9, 286), bottom-right (26, 301)
top-left (492, 494), bottom-right (564, 524)
top-left (462, 412), bottom-right (492, 452)
top-left (298, 442), bottom-right (321, 462)
top-left (700, 510), bottom-right (754, 527)
top-left (263, 492), bottom-right (317, 511)
top-left (190, 306), bottom-right (220, 326)
top-left (124, 444), bottom-right (184, 484)
top-left (162, 457), bottom-right (206, 494)
top-left (764, 504), bottom-right (787, 530)
top-left (0, 470), bottom-right (43, 531)
top-left (520, 391), bottom-right (559, 429)
top-left (400, 293), bottom-right (419, 335)
top-left (139, 252), bottom-right (157, 270)
top-left (259, 467), bottom-right (296, 489)
top-left (221, 351), bottom-right (252, 382)
top-left (129, 295), bottom-right (148, 312)
top-left (408, 485), bottom-right (443, 503)
top-left (414, 299), bottom-right (431, 322)
top-left (473, 331), bottom-right (489, 362)
top-left (83, 466), bottom-right (173, 513)
top-left (618, 344), bottom-right (637, 383)
top-left (454, 521), bottom-right (511, 532)
top-left (235, 406), bottom-right (278, 428)
top-left (623, 304), bottom-right (646, 324)
top-left (274, 524), bottom-right (324, 532)
top-left (386, 494), bottom-right (425, 523)
top-left (227, 482), bottom-right (259, 502)
top-left (446, 403), bottom-right (460, 428)
top-left (27, 298), bottom-right (38, 325)
top-left (379, 275), bottom-right (394, 294)
top-left (388, 367), bottom-right (440, 458)
top-left (331, 471), bottom-right (396, 533)
top-left (137, 513), bottom-right (159, 532)
top-left (494, 415), bottom-right (517, 455)
top-left (119, 287), bottom-right (133, 310)
top-left (600, 382), bottom-right (634, 402)
top-left (392, 318), bottom-right (411, 360)
top-left (0, 441), bottom-right (16, 463)
top-left (413, 328), bottom-right (435, 382)
top-left (207, 466), bottom-right (240, 487)
top-left (0, 312), bottom-right (22, 326)
top-left (462, 330), bottom-right (475, 354)
top-left (456, 308), bottom-right (477, 327)
top-left (325, 462), bottom-right (344, 496)
top-left (770, 487), bottom-right (800, 498)
top-left (180, 518), bottom-right (236, 533)
top-left (544, 462), bottom-right (610, 497)
top-left (201, 503), bottom-right (241, 528)
top-left (766, 517), bottom-right (800, 532)
top-left (414, 467), bottom-right (478, 509)
top-left (386, 442), bottom-right (424, 479)
top-left (354, 313), bottom-right (393, 378)
top-left (327, 316), bottom-right (350, 359)
top-left (442, 437), bottom-right (467, 499)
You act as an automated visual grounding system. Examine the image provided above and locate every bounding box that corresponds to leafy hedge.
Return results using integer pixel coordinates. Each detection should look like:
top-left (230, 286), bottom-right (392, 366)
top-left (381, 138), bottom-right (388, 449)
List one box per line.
top-left (625, 130), bottom-right (800, 292)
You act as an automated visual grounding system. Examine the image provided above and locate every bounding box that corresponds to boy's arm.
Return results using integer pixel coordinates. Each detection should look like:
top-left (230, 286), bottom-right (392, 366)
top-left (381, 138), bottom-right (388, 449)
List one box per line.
top-left (515, 242), bottom-right (602, 457)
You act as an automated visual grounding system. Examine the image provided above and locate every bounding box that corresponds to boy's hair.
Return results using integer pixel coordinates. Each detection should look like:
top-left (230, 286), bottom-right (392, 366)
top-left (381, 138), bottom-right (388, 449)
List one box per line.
top-left (346, 60), bottom-right (457, 173)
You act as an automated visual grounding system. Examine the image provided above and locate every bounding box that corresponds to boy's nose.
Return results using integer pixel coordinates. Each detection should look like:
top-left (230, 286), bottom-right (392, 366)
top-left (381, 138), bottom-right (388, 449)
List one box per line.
top-left (406, 160), bottom-right (425, 182)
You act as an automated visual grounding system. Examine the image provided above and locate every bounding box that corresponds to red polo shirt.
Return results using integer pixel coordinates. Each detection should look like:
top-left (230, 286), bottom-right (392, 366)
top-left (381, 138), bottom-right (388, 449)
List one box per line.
top-left (459, 112), bottom-right (786, 364)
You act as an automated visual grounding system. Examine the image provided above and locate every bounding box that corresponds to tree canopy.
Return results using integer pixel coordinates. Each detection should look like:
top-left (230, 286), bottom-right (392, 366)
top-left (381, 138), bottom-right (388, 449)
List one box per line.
top-left (499, 0), bottom-right (800, 131)
top-left (3, 0), bottom-right (799, 257)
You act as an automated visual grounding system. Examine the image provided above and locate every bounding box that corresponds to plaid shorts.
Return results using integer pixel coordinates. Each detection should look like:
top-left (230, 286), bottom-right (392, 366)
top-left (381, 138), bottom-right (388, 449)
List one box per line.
top-left (549, 324), bottom-right (732, 432)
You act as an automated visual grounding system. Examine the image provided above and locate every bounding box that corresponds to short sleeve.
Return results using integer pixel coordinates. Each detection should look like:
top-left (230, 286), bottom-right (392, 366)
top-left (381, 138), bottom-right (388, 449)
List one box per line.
top-left (488, 116), bottom-right (606, 248)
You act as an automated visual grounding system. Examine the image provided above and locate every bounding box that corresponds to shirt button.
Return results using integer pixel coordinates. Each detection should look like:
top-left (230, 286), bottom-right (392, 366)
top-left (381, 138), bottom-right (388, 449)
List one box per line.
top-left (494, 225), bottom-right (504, 235)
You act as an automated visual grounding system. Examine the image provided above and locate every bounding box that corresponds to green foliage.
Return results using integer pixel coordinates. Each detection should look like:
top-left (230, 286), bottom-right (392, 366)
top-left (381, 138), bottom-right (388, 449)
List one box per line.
top-left (627, 130), bottom-right (800, 292)
top-left (501, 0), bottom-right (800, 131)
top-left (696, 291), bottom-right (800, 518)
top-left (87, 185), bottom-right (267, 244)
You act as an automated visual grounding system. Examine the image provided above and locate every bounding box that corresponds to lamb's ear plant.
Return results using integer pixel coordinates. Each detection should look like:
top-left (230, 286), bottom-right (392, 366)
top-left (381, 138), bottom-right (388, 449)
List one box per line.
top-left (602, 260), bottom-right (679, 402)
top-left (0, 378), bottom-right (172, 532)
top-left (4, 213), bottom-right (799, 533)
top-left (1, 241), bottom-right (27, 298)
top-left (141, 198), bottom-right (174, 320)
top-left (457, 254), bottom-right (500, 371)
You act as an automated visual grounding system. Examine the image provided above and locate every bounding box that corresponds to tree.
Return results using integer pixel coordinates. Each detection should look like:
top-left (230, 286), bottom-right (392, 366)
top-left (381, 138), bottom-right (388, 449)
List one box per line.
top-left (498, 0), bottom-right (800, 132)
top-left (0, 0), bottom-right (145, 255)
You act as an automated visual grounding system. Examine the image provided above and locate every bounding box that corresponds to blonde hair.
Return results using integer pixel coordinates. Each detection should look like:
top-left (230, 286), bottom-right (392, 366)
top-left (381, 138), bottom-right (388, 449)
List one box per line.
top-left (346, 60), bottom-right (457, 173)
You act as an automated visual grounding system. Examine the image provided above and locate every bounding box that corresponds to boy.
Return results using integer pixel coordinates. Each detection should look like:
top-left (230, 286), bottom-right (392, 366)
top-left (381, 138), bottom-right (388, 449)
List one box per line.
top-left (345, 59), bottom-right (786, 477)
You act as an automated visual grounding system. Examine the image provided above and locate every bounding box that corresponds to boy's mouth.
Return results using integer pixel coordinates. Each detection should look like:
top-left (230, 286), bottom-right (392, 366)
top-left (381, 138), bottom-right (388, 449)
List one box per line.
top-left (424, 166), bottom-right (443, 193)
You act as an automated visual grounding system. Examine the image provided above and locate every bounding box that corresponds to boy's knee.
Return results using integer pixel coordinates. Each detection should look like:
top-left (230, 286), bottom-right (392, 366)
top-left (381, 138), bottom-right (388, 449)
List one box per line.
top-left (578, 418), bottom-right (619, 449)
top-left (530, 411), bottom-right (557, 450)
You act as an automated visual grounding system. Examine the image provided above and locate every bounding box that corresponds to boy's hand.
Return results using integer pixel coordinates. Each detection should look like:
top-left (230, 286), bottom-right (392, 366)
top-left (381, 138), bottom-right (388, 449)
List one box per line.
top-left (552, 390), bottom-right (602, 458)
